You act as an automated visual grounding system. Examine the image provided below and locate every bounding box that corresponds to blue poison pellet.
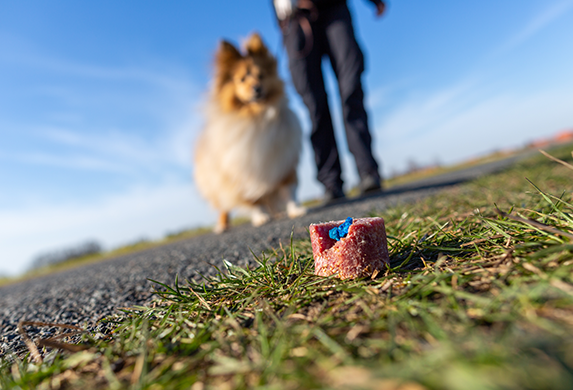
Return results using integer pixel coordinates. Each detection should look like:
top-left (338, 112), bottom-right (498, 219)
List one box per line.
top-left (329, 217), bottom-right (353, 241)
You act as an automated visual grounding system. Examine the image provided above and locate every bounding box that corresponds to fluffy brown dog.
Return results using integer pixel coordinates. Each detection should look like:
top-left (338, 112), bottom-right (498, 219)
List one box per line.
top-left (194, 33), bottom-right (306, 233)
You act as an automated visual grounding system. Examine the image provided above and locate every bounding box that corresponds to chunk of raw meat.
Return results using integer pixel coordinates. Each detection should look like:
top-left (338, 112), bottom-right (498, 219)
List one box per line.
top-left (309, 217), bottom-right (389, 279)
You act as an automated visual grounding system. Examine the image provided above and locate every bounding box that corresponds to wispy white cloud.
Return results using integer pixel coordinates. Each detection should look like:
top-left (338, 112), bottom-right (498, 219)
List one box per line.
top-left (0, 34), bottom-right (199, 93)
top-left (41, 127), bottom-right (173, 166)
top-left (3, 151), bottom-right (135, 174)
top-left (375, 78), bottom-right (481, 143)
top-left (492, 0), bottom-right (573, 56)
top-left (1, 111), bottom-right (201, 176)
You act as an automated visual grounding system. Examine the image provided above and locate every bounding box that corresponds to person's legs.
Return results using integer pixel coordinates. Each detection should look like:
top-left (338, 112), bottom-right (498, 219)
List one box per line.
top-left (324, 5), bottom-right (381, 190)
top-left (283, 17), bottom-right (344, 196)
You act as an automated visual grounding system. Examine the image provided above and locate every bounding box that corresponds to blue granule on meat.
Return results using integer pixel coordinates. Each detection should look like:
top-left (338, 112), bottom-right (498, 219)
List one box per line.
top-left (329, 217), bottom-right (353, 241)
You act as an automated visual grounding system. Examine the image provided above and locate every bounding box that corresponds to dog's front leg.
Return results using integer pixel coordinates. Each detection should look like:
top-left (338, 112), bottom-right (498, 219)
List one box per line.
top-left (214, 211), bottom-right (230, 233)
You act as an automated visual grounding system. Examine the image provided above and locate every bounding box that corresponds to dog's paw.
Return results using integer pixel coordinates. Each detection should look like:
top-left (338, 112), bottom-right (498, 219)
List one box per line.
top-left (252, 211), bottom-right (271, 227)
top-left (287, 202), bottom-right (307, 219)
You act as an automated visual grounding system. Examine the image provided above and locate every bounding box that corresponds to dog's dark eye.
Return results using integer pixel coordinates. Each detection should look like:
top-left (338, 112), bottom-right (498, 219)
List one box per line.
top-left (241, 75), bottom-right (247, 82)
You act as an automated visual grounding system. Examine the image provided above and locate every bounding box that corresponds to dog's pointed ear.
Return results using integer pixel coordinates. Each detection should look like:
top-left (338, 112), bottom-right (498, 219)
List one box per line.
top-left (217, 40), bottom-right (242, 67)
top-left (245, 33), bottom-right (268, 57)
top-left (215, 40), bottom-right (242, 91)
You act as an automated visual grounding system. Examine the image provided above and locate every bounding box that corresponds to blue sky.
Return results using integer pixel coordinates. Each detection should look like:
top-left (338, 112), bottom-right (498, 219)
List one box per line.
top-left (1, 0), bottom-right (572, 275)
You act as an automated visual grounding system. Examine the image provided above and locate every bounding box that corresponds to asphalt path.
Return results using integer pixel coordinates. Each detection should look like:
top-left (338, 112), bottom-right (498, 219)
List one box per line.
top-left (0, 152), bottom-right (529, 357)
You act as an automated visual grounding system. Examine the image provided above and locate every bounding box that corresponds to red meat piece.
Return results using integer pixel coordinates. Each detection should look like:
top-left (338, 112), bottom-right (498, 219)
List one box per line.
top-left (309, 217), bottom-right (389, 279)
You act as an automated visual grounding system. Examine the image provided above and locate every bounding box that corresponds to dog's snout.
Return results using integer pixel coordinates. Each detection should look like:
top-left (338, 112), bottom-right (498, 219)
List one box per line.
top-left (253, 85), bottom-right (263, 98)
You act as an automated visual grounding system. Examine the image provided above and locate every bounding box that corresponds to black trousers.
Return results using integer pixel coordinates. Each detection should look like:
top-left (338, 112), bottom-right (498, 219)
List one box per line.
top-left (283, 3), bottom-right (380, 191)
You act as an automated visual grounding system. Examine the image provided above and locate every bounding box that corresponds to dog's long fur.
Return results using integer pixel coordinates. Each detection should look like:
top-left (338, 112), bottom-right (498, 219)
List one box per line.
top-left (194, 33), bottom-right (306, 233)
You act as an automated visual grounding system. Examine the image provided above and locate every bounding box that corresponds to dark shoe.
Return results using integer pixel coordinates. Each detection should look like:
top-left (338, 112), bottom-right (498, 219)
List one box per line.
top-left (359, 175), bottom-right (382, 196)
top-left (323, 186), bottom-right (346, 204)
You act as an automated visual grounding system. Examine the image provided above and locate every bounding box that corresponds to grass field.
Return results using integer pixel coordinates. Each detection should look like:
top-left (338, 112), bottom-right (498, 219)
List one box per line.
top-left (2, 144), bottom-right (573, 389)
